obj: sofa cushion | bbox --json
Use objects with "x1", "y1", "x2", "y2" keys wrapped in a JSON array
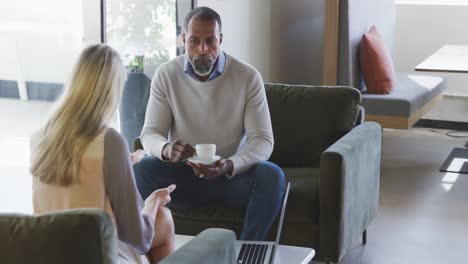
[
  {"x1": 360, "y1": 25, "x2": 396, "y2": 94},
  {"x1": 282, "y1": 167, "x2": 320, "y2": 224},
  {"x1": 361, "y1": 73, "x2": 448, "y2": 116},
  {"x1": 170, "y1": 167, "x2": 320, "y2": 245},
  {"x1": 265, "y1": 84, "x2": 360, "y2": 167}
]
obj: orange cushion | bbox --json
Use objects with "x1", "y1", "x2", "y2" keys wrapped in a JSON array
[{"x1": 360, "y1": 25, "x2": 396, "y2": 94}]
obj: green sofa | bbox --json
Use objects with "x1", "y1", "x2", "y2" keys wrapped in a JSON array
[
  {"x1": 0, "y1": 208, "x2": 236, "y2": 264},
  {"x1": 133, "y1": 84, "x2": 382, "y2": 263}
]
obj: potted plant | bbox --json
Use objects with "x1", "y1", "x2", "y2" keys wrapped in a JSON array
[{"x1": 127, "y1": 54, "x2": 145, "y2": 73}]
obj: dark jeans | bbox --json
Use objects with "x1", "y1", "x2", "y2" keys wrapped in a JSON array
[{"x1": 133, "y1": 156, "x2": 286, "y2": 240}]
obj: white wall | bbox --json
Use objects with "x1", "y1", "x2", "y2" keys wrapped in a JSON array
[
  {"x1": 395, "y1": 2, "x2": 468, "y2": 122},
  {"x1": 197, "y1": 0, "x2": 324, "y2": 84},
  {"x1": 276, "y1": 0, "x2": 324, "y2": 85}
]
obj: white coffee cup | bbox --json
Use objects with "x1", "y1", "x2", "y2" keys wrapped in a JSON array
[{"x1": 195, "y1": 144, "x2": 216, "y2": 160}]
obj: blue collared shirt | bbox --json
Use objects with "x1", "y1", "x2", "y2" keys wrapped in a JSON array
[{"x1": 184, "y1": 51, "x2": 226, "y2": 81}]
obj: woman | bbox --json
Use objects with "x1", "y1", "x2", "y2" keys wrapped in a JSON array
[{"x1": 30, "y1": 44, "x2": 175, "y2": 264}]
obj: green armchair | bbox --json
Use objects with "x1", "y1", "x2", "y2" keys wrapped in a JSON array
[
  {"x1": 0, "y1": 208, "x2": 236, "y2": 264},
  {"x1": 133, "y1": 84, "x2": 381, "y2": 263}
]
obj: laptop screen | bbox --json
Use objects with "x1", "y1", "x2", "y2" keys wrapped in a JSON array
[{"x1": 274, "y1": 182, "x2": 291, "y2": 246}]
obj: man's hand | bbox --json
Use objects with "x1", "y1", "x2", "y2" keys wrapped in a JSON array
[
  {"x1": 162, "y1": 139, "x2": 196, "y2": 163},
  {"x1": 187, "y1": 159, "x2": 233, "y2": 180}
]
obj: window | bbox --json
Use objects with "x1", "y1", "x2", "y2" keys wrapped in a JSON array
[
  {"x1": 0, "y1": 0, "x2": 99, "y2": 214},
  {"x1": 105, "y1": 0, "x2": 177, "y2": 78}
]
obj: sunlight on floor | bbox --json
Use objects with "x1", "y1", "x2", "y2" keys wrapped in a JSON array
[
  {"x1": 440, "y1": 172, "x2": 460, "y2": 192},
  {"x1": 440, "y1": 157, "x2": 467, "y2": 192},
  {"x1": 446, "y1": 158, "x2": 468, "y2": 172}
]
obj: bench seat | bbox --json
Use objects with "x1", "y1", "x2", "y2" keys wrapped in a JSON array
[
  {"x1": 332, "y1": 0, "x2": 448, "y2": 129},
  {"x1": 362, "y1": 73, "x2": 447, "y2": 129}
]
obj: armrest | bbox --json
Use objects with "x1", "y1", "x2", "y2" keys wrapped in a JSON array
[
  {"x1": 318, "y1": 122, "x2": 381, "y2": 262},
  {"x1": 161, "y1": 228, "x2": 237, "y2": 264},
  {"x1": 0, "y1": 209, "x2": 118, "y2": 264}
]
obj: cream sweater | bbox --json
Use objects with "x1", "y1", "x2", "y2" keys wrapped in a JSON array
[{"x1": 141, "y1": 54, "x2": 274, "y2": 176}]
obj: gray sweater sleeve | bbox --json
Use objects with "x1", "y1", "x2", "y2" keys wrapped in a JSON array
[{"x1": 103, "y1": 128, "x2": 154, "y2": 254}]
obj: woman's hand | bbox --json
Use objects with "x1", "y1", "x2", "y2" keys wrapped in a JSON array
[
  {"x1": 130, "y1": 149, "x2": 146, "y2": 165},
  {"x1": 142, "y1": 185, "x2": 176, "y2": 217}
]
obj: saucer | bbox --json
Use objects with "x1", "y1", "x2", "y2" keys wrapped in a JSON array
[{"x1": 187, "y1": 155, "x2": 221, "y2": 165}]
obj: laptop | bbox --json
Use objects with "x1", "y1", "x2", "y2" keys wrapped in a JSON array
[{"x1": 235, "y1": 182, "x2": 291, "y2": 264}]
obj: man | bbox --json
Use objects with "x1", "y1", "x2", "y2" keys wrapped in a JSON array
[{"x1": 134, "y1": 6, "x2": 285, "y2": 241}]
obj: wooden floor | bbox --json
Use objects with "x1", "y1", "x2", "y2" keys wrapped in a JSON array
[{"x1": 1, "y1": 98, "x2": 468, "y2": 264}]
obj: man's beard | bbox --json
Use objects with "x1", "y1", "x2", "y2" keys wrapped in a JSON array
[{"x1": 190, "y1": 55, "x2": 215, "y2": 77}]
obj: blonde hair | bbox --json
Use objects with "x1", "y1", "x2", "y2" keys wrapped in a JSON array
[{"x1": 31, "y1": 44, "x2": 127, "y2": 186}]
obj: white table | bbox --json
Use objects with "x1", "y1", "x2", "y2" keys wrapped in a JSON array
[
  {"x1": 175, "y1": 235, "x2": 315, "y2": 264},
  {"x1": 415, "y1": 45, "x2": 468, "y2": 73},
  {"x1": 415, "y1": 44, "x2": 468, "y2": 146}
]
